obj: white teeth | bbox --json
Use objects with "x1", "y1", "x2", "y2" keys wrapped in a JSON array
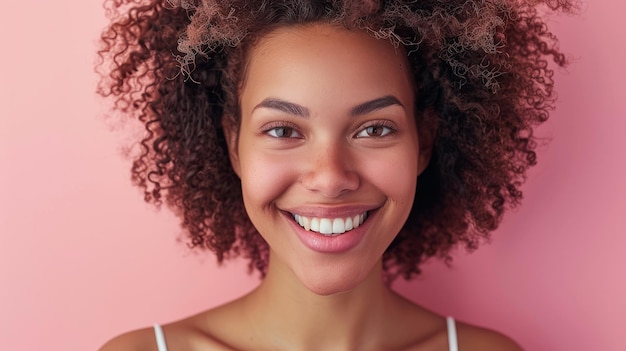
[
  {"x1": 310, "y1": 218, "x2": 320, "y2": 232},
  {"x1": 332, "y1": 218, "x2": 345, "y2": 234},
  {"x1": 320, "y1": 218, "x2": 332, "y2": 234},
  {"x1": 293, "y1": 212, "x2": 368, "y2": 236},
  {"x1": 345, "y1": 217, "x2": 353, "y2": 231},
  {"x1": 302, "y1": 216, "x2": 311, "y2": 231}
]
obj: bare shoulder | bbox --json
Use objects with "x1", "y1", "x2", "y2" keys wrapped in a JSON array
[
  {"x1": 456, "y1": 321, "x2": 523, "y2": 351},
  {"x1": 99, "y1": 327, "x2": 157, "y2": 351},
  {"x1": 99, "y1": 318, "x2": 235, "y2": 351}
]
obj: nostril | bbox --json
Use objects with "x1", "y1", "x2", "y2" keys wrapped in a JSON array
[
  {"x1": 300, "y1": 167, "x2": 359, "y2": 197},
  {"x1": 299, "y1": 145, "x2": 360, "y2": 196}
]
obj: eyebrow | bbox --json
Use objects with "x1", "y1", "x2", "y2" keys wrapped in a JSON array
[
  {"x1": 252, "y1": 95, "x2": 404, "y2": 118},
  {"x1": 350, "y1": 95, "x2": 404, "y2": 117},
  {"x1": 253, "y1": 98, "x2": 310, "y2": 117}
]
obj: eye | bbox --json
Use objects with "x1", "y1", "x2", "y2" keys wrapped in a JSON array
[
  {"x1": 265, "y1": 126, "x2": 302, "y2": 138},
  {"x1": 355, "y1": 122, "x2": 396, "y2": 138}
]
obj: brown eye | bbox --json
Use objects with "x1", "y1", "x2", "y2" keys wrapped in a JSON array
[
  {"x1": 355, "y1": 123, "x2": 394, "y2": 138},
  {"x1": 366, "y1": 126, "x2": 384, "y2": 136},
  {"x1": 266, "y1": 127, "x2": 302, "y2": 138}
]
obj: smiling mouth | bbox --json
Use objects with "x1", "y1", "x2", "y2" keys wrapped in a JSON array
[{"x1": 291, "y1": 212, "x2": 369, "y2": 236}]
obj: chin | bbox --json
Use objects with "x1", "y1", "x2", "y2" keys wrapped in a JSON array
[
  {"x1": 295, "y1": 263, "x2": 377, "y2": 296},
  {"x1": 306, "y1": 281, "x2": 358, "y2": 296}
]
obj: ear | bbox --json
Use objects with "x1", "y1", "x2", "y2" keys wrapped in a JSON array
[
  {"x1": 222, "y1": 117, "x2": 241, "y2": 178},
  {"x1": 417, "y1": 108, "x2": 438, "y2": 176}
]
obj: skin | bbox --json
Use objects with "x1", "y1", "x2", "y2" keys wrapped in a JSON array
[{"x1": 100, "y1": 23, "x2": 522, "y2": 351}]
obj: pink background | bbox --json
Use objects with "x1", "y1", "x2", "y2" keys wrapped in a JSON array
[{"x1": 1, "y1": 1, "x2": 624, "y2": 350}]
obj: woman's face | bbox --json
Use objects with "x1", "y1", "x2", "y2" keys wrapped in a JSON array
[{"x1": 227, "y1": 23, "x2": 429, "y2": 295}]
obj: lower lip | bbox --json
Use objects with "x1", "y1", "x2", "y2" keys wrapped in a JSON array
[{"x1": 285, "y1": 212, "x2": 374, "y2": 254}]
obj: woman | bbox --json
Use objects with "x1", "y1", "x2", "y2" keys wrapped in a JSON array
[{"x1": 98, "y1": 0, "x2": 574, "y2": 349}]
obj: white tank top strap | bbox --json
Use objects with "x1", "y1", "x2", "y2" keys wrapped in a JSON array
[
  {"x1": 446, "y1": 317, "x2": 459, "y2": 351},
  {"x1": 154, "y1": 319, "x2": 457, "y2": 351},
  {"x1": 153, "y1": 324, "x2": 168, "y2": 351}
]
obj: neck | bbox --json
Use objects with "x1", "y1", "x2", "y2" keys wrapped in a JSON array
[{"x1": 242, "y1": 257, "x2": 405, "y2": 351}]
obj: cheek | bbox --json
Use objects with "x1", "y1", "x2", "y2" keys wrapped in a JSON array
[
  {"x1": 239, "y1": 148, "x2": 298, "y2": 208},
  {"x1": 358, "y1": 147, "x2": 419, "y2": 205}
]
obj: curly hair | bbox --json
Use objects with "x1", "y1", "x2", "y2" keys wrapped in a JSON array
[{"x1": 97, "y1": 0, "x2": 575, "y2": 279}]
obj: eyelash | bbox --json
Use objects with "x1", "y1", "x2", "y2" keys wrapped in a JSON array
[
  {"x1": 262, "y1": 121, "x2": 303, "y2": 139},
  {"x1": 354, "y1": 120, "x2": 397, "y2": 138},
  {"x1": 262, "y1": 120, "x2": 397, "y2": 139}
]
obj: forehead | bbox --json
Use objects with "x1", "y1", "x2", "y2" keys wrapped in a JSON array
[{"x1": 240, "y1": 23, "x2": 414, "y2": 109}]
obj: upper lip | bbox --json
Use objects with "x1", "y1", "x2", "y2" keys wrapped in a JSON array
[{"x1": 281, "y1": 204, "x2": 380, "y2": 218}]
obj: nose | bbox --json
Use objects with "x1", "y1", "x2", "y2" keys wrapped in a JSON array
[{"x1": 300, "y1": 142, "x2": 360, "y2": 198}]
